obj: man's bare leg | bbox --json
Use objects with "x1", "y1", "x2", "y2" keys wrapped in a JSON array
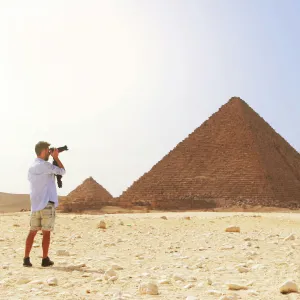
[
  {"x1": 42, "y1": 230, "x2": 51, "y2": 258},
  {"x1": 41, "y1": 230, "x2": 54, "y2": 267},
  {"x1": 24, "y1": 230, "x2": 37, "y2": 258},
  {"x1": 23, "y1": 230, "x2": 37, "y2": 267}
]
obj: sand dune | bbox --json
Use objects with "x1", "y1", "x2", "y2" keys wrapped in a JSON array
[
  {"x1": 0, "y1": 193, "x2": 66, "y2": 213},
  {"x1": 0, "y1": 192, "x2": 30, "y2": 213}
]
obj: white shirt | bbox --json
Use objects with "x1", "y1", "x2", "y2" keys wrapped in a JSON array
[{"x1": 28, "y1": 158, "x2": 66, "y2": 212}]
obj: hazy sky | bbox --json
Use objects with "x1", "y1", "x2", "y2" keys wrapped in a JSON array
[{"x1": 1, "y1": 1, "x2": 300, "y2": 197}]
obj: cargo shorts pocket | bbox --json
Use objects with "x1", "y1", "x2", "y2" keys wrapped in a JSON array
[
  {"x1": 40, "y1": 203, "x2": 55, "y2": 231},
  {"x1": 30, "y1": 211, "x2": 42, "y2": 231}
]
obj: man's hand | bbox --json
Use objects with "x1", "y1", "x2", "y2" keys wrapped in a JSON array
[
  {"x1": 50, "y1": 148, "x2": 59, "y2": 160},
  {"x1": 50, "y1": 148, "x2": 65, "y2": 170}
]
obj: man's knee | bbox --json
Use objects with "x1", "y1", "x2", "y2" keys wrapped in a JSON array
[{"x1": 29, "y1": 230, "x2": 38, "y2": 236}]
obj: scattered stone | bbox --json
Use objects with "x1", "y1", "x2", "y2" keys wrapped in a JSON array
[
  {"x1": 184, "y1": 283, "x2": 195, "y2": 289},
  {"x1": 221, "y1": 245, "x2": 234, "y2": 250},
  {"x1": 161, "y1": 216, "x2": 168, "y2": 220},
  {"x1": 111, "y1": 264, "x2": 123, "y2": 270},
  {"x1": 207, "y1": 278, "x2": 213, "y2": 285},
  {"x1": 17, "y1": 278, "x2": 31, "y2": 285},
  {"x1": 29, "y1": 280, "x2": 44, "y2": 285},
  {"x1": 208, "y1": 290, "x2": 223, "y2": 296},
  {"x1": 226, "y1": 282, "x2": 248, "y2": 290},
  {"x1": 158, "y1": 279, "x2": 171, "y2": 284},
  {"x1": 285, "y1": 234, "x2": 296, "y2": 241},
  {"x1": 47, "y1": 277, "x2": 58, "y2": 286},
  {"x1": 104, "y1": 268, "x2": 118, "y2": 281},
  {"x1": 237, "y1": 266, "x2": 250, "y2": 273},
  {"x1": 139, "y1": 282, "x2": 159, "y2": 295},
  {"x1": 184, "y1": 216, "x2": 191, "y2": 220},
  {"x1": 173, "y1": 274, "x2": 185, "y2": 282},
  {"x1": 98, "y1": 220, "x2": 106, "y2": 229},
  {"x1": 280, "y1": 280, "x2": 298, "y2": 294},
  {"x1": 225, "y1": 226, "x2": 240, "y2": 233},
  {"x1": 56, "y1": 250, "x2": 70, "y2": 256},
  {"x1": 94, "y1": 277, "x2": 103, "y2": 282}
]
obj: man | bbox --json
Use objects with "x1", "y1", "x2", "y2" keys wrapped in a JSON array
[{"x1": 23, "y1": 141, "x2": 66, "y2": 267}]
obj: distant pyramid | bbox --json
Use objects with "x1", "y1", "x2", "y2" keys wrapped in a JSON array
[
  {"x1": 59, "y1": 177, "x2": 113, "y2": 212},
  {"x1": 116, "y1": 97, "x2": 300, "y2": 209}
]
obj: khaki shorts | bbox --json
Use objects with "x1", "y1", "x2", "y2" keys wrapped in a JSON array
[{"x1": 30, "y1": 202, "x2": 56, "y2": 231}]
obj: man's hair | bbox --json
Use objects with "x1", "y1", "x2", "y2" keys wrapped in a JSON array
[{"x1": 35, "y1": 141, "x2": 51, "y2": 156}]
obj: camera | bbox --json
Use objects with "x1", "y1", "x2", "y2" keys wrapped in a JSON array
[
  {"x1": 50, "y1": 145, "x2": 68, "y2": 188},
  {"x1": 49, "y1": 145, "x2": 69, "y2": 153}
]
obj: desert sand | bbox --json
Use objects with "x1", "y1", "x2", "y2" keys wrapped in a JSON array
[
  {"x1": 0, "y1": 193, "x2": 30, "y2": 213},
  {"x1": 1, "y1": 210, "x2": 300, "y2": 299}
]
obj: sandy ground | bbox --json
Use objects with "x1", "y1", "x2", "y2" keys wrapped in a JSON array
[{"x1": 1, "y1": 211, "x2": 300, "y2": 300}]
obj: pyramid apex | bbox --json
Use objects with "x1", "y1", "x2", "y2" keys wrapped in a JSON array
[{"x1": 227, "y1": 96, "x2": 248, "y2": 105}]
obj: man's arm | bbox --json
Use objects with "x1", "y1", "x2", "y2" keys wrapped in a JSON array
[
  {"x1": 50, "y1": 148, "x2": 66, "y2": 175},
  {"x1": 41, "y1": 161, "x2": 66, "y2": 176},
  {"x1": 53, "y1": 157, "x2": 65, "y2": 170}
]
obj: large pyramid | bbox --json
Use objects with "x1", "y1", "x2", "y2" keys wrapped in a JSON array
[
  {"x1": 59, "y1": 177, "x2": 113, "y2": 212},
  {"x1": 115, "y1": 97, "x2": 300, "y2": 209}
]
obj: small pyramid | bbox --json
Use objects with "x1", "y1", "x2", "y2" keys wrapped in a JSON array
[
  {"x1": 59, "y1": 177, "x2": 113, "y2": 212},
  {"x1": 115, "y1": 97, "x2": 300, "y2": 209}
]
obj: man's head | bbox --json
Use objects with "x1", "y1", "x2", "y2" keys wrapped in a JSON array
[{"x1": 35, "y1": 141, "x2": 51, "y2": 161}]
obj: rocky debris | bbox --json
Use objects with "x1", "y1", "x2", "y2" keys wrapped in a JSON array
[
  {"x1": 161, "y1": 216, "x2": 168, "y2": 220},
  {"x1": 285, "y1": 234, "x2": 296, "y2": 241},
  {"x1": 173, "y1": 274, "x2": 185, "y2": 282},
  {"x1": 56, "y1": 250, "x2": 70, "y2": 256},
  {"x1": 17, "y1": 278, "x2": 31, "y2": 285},
  {"x1": 158, "y1": 279, "x2": 171, "y2": 284},
  {"x1": 104, "y1": 268, "x2": 118, "y2": 282},
  {"x1": 139, "y1": 282, "x2": 159, "y2": 295},
  {"x1": 29, "y1": 280, "x2": 44, "y2": 285},
  {"x1": 280, "y1": 280, "x2": 299, "y2": 294},
  {"x1": 221, "y1": 245, "x2": 234, "y2": 250},
  {"x1": 226, "y1": 282, "x2": 248, "y2": 290},
  {"x1": 183, "y1": 283, "x2": 195, "y2": 289},
  {"x1": 208, "y1": 290, "x2": 223, "y2": 296},
  {"x1": 237, "y1": 266, "x2": 250, "y2": 273},
  {"x1": 47, "y1": 277, "x2": 58, "y2": 286},
  {"x1": 98, "y1": 220, "x2": 106, "y2": 229},
  {"x1": 225, "y1": 226, "x2": 240, "y2": 233},
  {"x1": 111, "y1": 264, "x2": 123, "y2": 271}
]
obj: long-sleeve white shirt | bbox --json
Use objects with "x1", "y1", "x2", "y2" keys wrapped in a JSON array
[{"x1": 28, "y1": 158, "x2": 66, "y2": 212}]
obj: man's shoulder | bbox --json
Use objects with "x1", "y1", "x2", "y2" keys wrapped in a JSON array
[{"x1": 29, "y1": 159, "x2": 51, "y2": 171}]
